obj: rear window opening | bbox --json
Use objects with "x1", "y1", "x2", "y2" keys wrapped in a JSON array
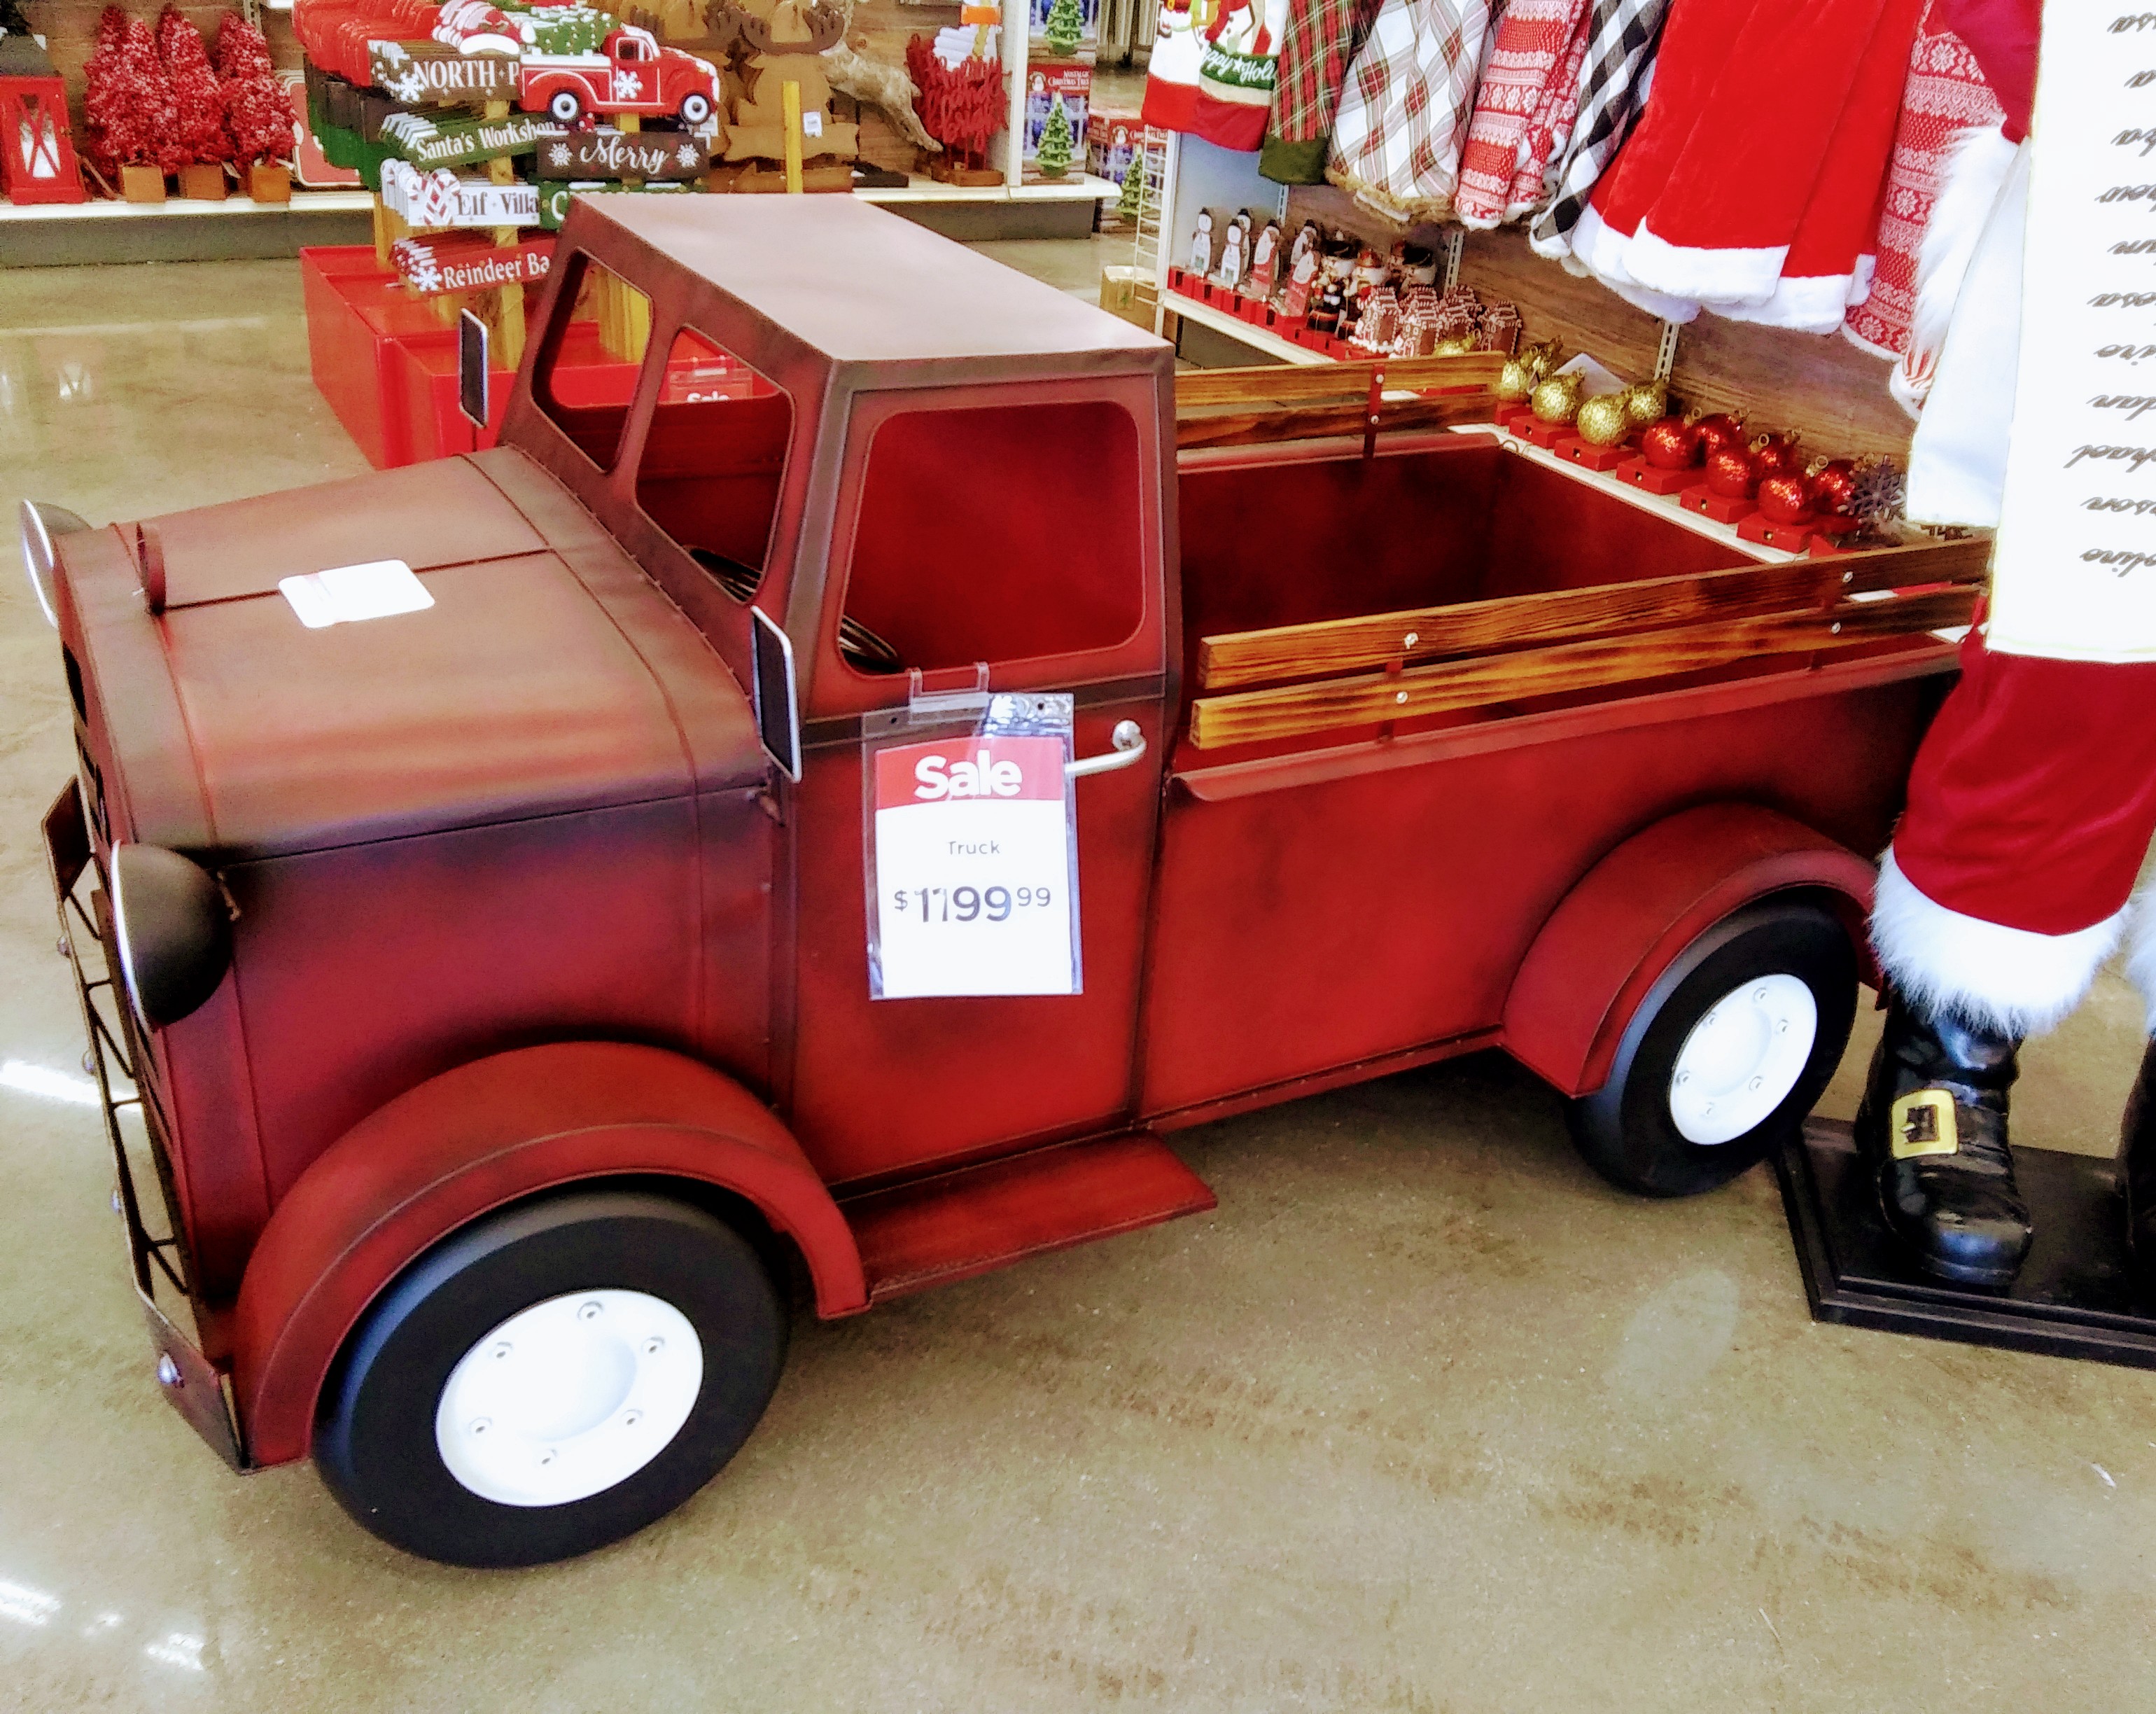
[{"x1": 841, "y1": 400, "x2": 1146, "y2": 676}]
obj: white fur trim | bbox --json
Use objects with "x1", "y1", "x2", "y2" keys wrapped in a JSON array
[
  {"x1": 1896, "y1": 124, "x2": 2020, "y2": 416},
  {"x1": 1714, "y1": 269, "x2": 1867, "y2": 335},
  {"x1": 1625, "y1": 221, "x2": 1787, "y2": 307},
  {"x1": 1871, "y1": 848, "x2": 2124, "y2": 1039},
  {"x1": 1571, "y1": 202, "x2": 1702, "y2": 320},
  {"x1": 2127, "y1": 893, "x2": 2156, "y2": 1034}
]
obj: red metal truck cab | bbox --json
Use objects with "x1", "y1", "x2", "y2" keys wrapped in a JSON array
[
  {"x1": 517, "y1": 26, "x2": 719, "y2": 125},
  {"x1": 29, "y1": 197, "x2": 1962, "y2": 1567}
]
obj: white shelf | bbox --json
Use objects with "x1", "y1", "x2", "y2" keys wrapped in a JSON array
[
  {"x1": 861, "y1": 172, "x2": 1119, "y2": 206},
  {"x1": 0, "y1": 189, "x2": 375, "y2": 223},
  {"x1": 1163, "y1": 289, "x2": 1330, "y2": 365}
]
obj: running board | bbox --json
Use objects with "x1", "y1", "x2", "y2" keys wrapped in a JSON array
[{"x1": 841, "y1": 1133, "x2": 1217, "y2": 1304}]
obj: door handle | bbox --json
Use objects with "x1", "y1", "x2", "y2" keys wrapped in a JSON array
[{"x1": 1065, "y1": 720, "x2": 1147, "y2": 779}]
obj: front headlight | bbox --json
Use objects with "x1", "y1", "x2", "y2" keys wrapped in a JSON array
[
  {"x1": 18, "y1": 499, "x2": 90, "y2": 632},
  {"x1": 111, "y1": 844, "x2": 233, "y2": 1030}
]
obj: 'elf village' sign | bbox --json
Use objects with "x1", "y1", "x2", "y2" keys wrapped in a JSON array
[
  {"x1": 392, "y1": 232, "x2": 555, "y2": 295},
  {"x1": 381, "y1": 160, "x2": 541, "y2": 228},
  {"x1": 536, "y1": 127, "x2": 709, "y2": 181},
  {"x1": 368, "y1": 40, "x2": 519, "y2": 104},
  {"x1": 381, "y1": 108, "x2": 556, "y2": 169}
]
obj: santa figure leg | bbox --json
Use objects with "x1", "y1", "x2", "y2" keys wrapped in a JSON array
[{"x1": 1863, "y1": 636, "x2": 2156, "y2": 1284}]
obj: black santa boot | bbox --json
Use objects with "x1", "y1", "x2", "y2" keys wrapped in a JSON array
[{"x1": 1854, "y1": 990, "x2": 2033, "y2": 1288}]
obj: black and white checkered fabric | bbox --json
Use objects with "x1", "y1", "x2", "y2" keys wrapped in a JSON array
[{"x1": 1527, "y1": 0, "x2": 1671, "y2": 259}]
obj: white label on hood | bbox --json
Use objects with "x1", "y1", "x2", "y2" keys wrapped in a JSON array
[{"x1": 279, "y1": 559, "x2": 434, "y2": 629}]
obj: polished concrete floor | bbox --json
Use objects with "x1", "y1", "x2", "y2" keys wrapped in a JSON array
[{"x1": 4, "y1": 252, "x2": 2155, "y2": 1711}]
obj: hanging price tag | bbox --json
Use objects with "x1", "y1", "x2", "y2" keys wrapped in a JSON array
[{"x1": 866, "y1": 695, "x2": 1081, "y2": 998}]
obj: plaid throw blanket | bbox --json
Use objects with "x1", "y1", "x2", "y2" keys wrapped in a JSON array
[
  {"x1": 1326, "y1": 0, "x2": 1492, "y2": 224},
  {"x1": 1527, "y1": 0, "x2": 1671, "y2": 261},
  {"x1": 1454, "y1": 0, "x2": 1594, "y2": 228},
  {"x1": 1263, "y1": 0, "x2": 1387, "y2": 182}
]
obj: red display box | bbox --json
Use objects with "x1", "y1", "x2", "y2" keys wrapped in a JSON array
[
  {"x1": 1519, "y1": 417, "x2": 1574, "y2": 450},
  {"x1": 1493, "y1": 401, "x2": 1535, "y2": 432},
  {"x1": 1678, "y1": 485, "x2": 1758, "y2": 524},
  {"x1": 1558, "y1": 436, "x2": 1633, "y2": 471},
  {"x1": 1614, "y1": 457, "x2": 1700, "y2": 494}
]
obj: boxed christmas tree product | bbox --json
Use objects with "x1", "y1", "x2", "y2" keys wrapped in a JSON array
[
  {"x1": 1029, "y1": 0, "x2": 1096, "y2": 60},
  {"x1": 1021, "y1": 62, "x2": 1088, "y2": 183}
]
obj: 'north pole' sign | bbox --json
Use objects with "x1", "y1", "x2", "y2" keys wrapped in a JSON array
[
  {"x1": 368, "y1": 40, "x2": 519, "y2": 104},
  {"x1": 536, "y1": 126, "x2": 710, "y2": 181},
  {"x1": 393, "y1": 232, "x2": 555, "y2": 295}
]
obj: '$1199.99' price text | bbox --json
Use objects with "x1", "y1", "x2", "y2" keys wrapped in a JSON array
[{"x1": 889, "y1": 884, "x2": 1054, "y2": 924}]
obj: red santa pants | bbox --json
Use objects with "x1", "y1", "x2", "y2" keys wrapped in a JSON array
[{"x1": 1873, "y1": 626, "x2": 2156, "y2": 1038}]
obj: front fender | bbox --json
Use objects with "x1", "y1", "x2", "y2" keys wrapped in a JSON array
[
  {"x1": 230, "y1": 1042, "x2": 864, "y2": 1469},
  {"x1": 1502, "y1": 804, "x2": 1876, "y2": 1099}
]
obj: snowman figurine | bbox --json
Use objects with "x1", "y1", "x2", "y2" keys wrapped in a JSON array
[{"x1": 1189, "y1": 210, "x2": 1215, "y2": 276}]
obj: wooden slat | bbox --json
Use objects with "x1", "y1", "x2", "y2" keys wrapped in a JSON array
[
  {"x1": 1187, "y1": 585, "x2": 1978, "y2": 750},
  {"x1": 1175, "y1": 393, "x2": 1498, "y2": 452},
  {"x1": 1196, "y1": 536, "x2": 1991, "y2": 690},
  {"x1": 1173, "y1": 353, "x2": 1503, "y2": 410}
]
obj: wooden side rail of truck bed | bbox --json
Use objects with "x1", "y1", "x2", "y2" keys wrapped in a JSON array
[
  {"x1": 1186, "y1": 537, "x2": 1989, "y2": 751},
  {"x1": 1173, "y1": 355, "x2": 1504, "y2": 453}
]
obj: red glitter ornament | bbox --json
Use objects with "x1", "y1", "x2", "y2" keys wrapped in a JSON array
[
  {"x1": 1641, "y1": 417, "x2": 1702, "y2": 470},
  {"x1": 1704, "y1": 444, "x2": 1760, "y2": 500},
  {"x1": 1756, "y1": 473, "x2": 1814, "y2": 524}
]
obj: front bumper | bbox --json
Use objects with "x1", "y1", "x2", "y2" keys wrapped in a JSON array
[{"x1": 41, "y1": 783, "x2": 249, "y2": 1472}]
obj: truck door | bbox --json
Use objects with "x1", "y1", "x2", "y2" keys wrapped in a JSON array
[{"x1": 784, "y1": 383, "x2": 1171, "y2": 1187}]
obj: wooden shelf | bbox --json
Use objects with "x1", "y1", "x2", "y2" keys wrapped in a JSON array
[{"x1": 0, "y1": 189, "x2": 375, "y2": 223}]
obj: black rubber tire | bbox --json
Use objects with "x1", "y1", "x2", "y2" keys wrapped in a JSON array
[
  {"x1": 678, "y1": 91, "x2": 713, "y2": 125},
  {"x1": 314, "y1": 1188, "x2": 787, "y2": 1568},
  {"x1": 1566, "y1": 898, "x2": 1857, "y2": 1198},
  {"x1": 548, "y1": 89, "x2": 582, "y2": 123}
]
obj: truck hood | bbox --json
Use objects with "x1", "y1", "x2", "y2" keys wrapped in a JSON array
[{"x1": 62, "y1": 449, "x2": 766, "y2": 860}]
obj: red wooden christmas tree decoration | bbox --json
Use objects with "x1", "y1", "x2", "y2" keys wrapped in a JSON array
[
  {"x1": 158, "y1": 6, "x2": 232, "y2": 171},
  {"x1": 83, "y1": 11, "x2": 181, "y2": 183},
  {"x1": 216, "y1": 15, "x2": 294, "y2": 169},
  {"x1": 0, "y1": 33, "x2": 86, "y2": 204}
]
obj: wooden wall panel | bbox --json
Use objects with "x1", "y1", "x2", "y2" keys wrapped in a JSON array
[{"x1": 1284, "y1": 182, "x2": 1916, "y2": 464}]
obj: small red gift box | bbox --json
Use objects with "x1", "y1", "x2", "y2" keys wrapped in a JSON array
[
  {"x1": 1558, "y1": 436, "x2": 1633, "y2": 472},
  {"x1": 1737, "y1": 513, "x2": 1819, "y2": 550},
  {"x1": 1678, "y1": 485, "x2": 1757, "y2": 524},
  {"x1": 1519, "y1": 417, "x2": 1574, "y2": 450},
  {"x1": 1614, "y1": 459, "x2": 1700, "y2": 494}
]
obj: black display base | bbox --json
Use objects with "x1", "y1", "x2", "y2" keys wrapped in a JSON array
[{"x1": 1776, "y1": 1117, "x2": 2156, "y2": 1370}]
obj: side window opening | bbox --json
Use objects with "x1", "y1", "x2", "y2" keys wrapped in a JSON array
[
  {"x1": 534, "y1": 251, "x2": 652, "y2": 470},
  {"x1": 634, "y1": 325, "x2": 793, "y2": 606},
  {"x1": 841, "y1": 400, "x2": 1145, "y2": 676}
]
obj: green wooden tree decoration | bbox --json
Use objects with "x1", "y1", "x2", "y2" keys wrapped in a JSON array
[
  {"x1": 1036, "y1": 92, "x2": 1072, "y2": 179},
  {"x1": 1043, "y1": 0, "x2": 1084, "y2": 57},
  {"x1": 1114, "y1": 151, "x2": 1143, "y2": 221}
]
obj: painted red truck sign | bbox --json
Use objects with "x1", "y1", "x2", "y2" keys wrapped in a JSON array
[
  {"x1": 515, "y1": 25, "x2": 718, "y2": 126},
  {"x1": 25, "y1": 197, "x2": 1973, "y2": 1567}
]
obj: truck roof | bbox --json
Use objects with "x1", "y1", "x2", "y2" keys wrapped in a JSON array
[{"x1": 584, "y1": 195, "x2": 1168, "y2": 372}]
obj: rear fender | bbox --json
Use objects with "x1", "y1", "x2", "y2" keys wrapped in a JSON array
[
  {"x1": 230, "y1": 1042, "x2": 864, "y2": 1469},
  {"x1": 1502, "y1": 804, "x2": 1876, "y2": 1099}
]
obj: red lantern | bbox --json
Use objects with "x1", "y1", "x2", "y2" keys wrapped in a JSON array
[{"x1": 0, "y1": 36, "x2": 87, "y2": 204}]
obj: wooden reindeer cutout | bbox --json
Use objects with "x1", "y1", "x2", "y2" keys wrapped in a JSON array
[{"x1": 711, "y1": 0, "x2": 858, "y2": 163}]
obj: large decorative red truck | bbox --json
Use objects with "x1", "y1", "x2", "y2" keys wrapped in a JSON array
[{"x1": 24, "y1": 198, "x2": 1978, "y2": 1567}]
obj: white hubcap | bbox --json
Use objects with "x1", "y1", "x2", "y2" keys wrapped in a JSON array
[
  {"x1": 435, "y1": 1290, "x2": 704, "y2": 1507},
  {"x1": 1667, "y1": 974, "x2": 1818, "y2": 1146}
]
